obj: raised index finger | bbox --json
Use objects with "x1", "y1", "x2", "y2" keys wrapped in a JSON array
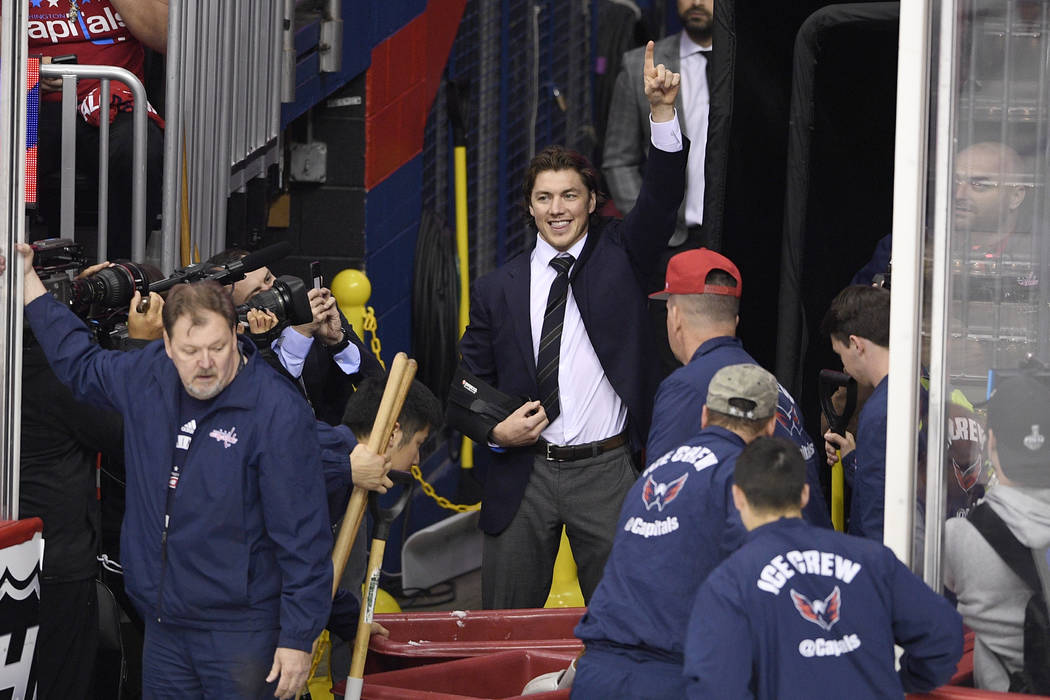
[{"x1": 643, "y1": 40, "x2": 655, "y2": 76}]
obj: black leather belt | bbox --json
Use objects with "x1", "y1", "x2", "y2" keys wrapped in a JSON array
[{"x1": 535, "y1": 432, "x2": 628, "y2": 462}]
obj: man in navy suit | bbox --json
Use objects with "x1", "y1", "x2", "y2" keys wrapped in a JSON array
[{"x1": 448, "y1": 42, "x2": 688, "y2": 608}]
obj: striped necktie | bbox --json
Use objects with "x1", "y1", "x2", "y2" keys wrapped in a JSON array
[{"x1": 536, "y1": 253, "x2": 575, "y2": 423}]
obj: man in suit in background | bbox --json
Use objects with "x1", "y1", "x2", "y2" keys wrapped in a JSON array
[
  {"x1": 604, "y1": 0, "x2": 714, "y2": 376},
  {"x1": 449, "y1": 42, "x2": 687, "y2": 609},
  {"x1": 604, "y1": 0, "x2": 713, "y2": 248}
]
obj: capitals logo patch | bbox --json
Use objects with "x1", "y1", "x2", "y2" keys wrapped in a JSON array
[
  {"x1": 642, "y1": 473, "x2": 688, "y2": 512},
  {"x1": 790, "y1": 586, "x2": 841, "y2": 632},
  {"x1": 209, "y1": 426, "x2": 238, "y2": 449}
]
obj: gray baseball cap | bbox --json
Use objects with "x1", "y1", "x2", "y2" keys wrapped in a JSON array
[{"x1": 707, "y1": 364, "x2": 778, "y2": 420}]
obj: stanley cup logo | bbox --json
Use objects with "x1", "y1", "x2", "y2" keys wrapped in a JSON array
[{"x1": 1023, "y1": 425, "x2": 1044, "y2": 452}]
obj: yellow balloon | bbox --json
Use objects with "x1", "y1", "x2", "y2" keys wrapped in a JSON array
[
  {"x1": 331, "y1": 269, "x2": 372, "y2": 340},
  {"x1": 330, "y1": 269, "x2": 371, "y2": 308}
]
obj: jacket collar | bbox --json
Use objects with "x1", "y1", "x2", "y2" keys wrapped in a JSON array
[{"x1": 690, "y1": 335, "x2": 742, "y2": 363}]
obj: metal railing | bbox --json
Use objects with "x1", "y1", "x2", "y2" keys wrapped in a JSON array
[
  {"x1": 0, "y1": 0, "x2": 29, "y2": 521},
  {"x1": 38, "y1": 64, "x2": 149, "y2": 263},
  {"x1": 162, "y1": 0, "x2": 294, "y2": 267}
]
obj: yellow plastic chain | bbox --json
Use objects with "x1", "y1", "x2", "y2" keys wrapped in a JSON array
[
  {"x1": 361, "y1": 307, "x2": 476, "y2": 512},
  {"x1": 362, "y1": 306, "x2": 385, "y2": 370},
  {"x1": 410, "y1": 463, "x2": 480, "y2": 512}
]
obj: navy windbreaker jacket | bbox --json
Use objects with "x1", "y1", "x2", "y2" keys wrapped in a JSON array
[
  {"x1": 575, "y1": 426, "x2": 749, "y2": 660},
  {"x1": 25, "y1": 293, "x2": 333, "y2": 652},
  {"x1": 684, "y1": 518, "x2": 962, "y2": 699},
  {"x1": 646, "y1": 336, "x2": 832, "y2": 529},
  {"x1": 841, "y1": 375, "x2": 888, "y2": 540}
]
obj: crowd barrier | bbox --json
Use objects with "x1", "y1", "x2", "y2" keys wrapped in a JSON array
[{"x1": 37, "y1": 63, "x2": 150, "y2": 263}]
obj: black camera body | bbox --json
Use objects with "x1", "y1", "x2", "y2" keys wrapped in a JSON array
[
  {"x1": 236, "y1": 275, "x2": 313, "y2": 328},
  {"x1": 31, "y1": 238, "x2": 154, "y2": 348}
]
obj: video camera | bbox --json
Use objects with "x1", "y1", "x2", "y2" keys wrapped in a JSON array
[
  {"x1": 32, "y1": 238, "x2": 312, "y2": 344},
  {"x1": 150, "y1": 241, "x2": 312, "y2": 328},
  {"x1": 235, "y1": 275, "x2": 313, "y2": 328},
  {"x1": 32, "y1": 238, "x2": 152, "y2": 316}
]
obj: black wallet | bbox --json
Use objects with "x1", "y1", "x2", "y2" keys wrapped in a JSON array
[{"x1": 447, "y1": 366, "x2": 522, "y2": 425}]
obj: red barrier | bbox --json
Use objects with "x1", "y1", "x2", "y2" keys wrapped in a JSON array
[
  {"x1": 365, "y1": 608, "x2": 585, "y2": 672},
  {"x1": 949, "y1": 629, "x2": 976, "y2": 687},
  {"x1": 333, "y1": 649, "x2": 576, "y2": 700},
  {"x1": 0, "y1": 518, "x2": 44, "y2": 699}
]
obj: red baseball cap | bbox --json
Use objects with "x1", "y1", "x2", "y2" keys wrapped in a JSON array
[{"x1": 649, "y1": 247, "x2": 742, "y2": 300}]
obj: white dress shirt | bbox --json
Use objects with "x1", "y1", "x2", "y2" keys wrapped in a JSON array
[
  {"x1": 679, "y1": 32, "x2": 711, "y2": 228},
  {"x1": 272, "y1": 326, "x2": 361, "y2": 379},
  {"x1": 528, "y1": 113, "x2": 683, "y2": 446}
]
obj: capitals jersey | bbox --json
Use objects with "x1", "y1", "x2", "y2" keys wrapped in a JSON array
[
  {"x1": 684, "y1": 518, "x2": 963, "y2": 699},
  {"x1": 575, "y1": 425, "x2": 748, "y2": 659},
  {"x1": 29, "y1": 0, "x2": 144, "y2": 104}
]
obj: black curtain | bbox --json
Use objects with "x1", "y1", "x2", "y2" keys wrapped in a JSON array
[{"x1": 774, "y1": 3, "x2": 899, "y2": 433}]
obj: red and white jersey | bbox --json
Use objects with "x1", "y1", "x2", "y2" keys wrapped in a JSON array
[{"x1": 29, "y1": 0, "x2": 144, "y2": 104}]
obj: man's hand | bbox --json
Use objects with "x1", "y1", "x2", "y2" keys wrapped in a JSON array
[
  {"x1": 127, "y1": 291, "x2": 164, "y2": 340},
  {"x1": 75, "y1": 261, "x2": 114, "y2": 280},
  {"x1": 240, "y1": 308, "x2": 279, "y2": 335},
  {"x1": 642, "y1": 40, "x2": 680, "y2": 123},
  {"x1": 824, "y1": 430, "x2": 856, "y2": 466},
  {"x1": 371, "y1": 622, "x2": 390, "y2": 638},
  {"x1": 0, "y1": 253, "x2": 6, "y2": 276},
  {"x1": 490, "y1": 400, "x2": 548, "y2": 447},
  {"x1": 315, "y1": 290, "x2": 345, "y2": 346},
  {"x1": 350, "y1": 443, "x2": 393, "y2": 493},
  {"x1": 266, "y1": 647, "x2": 311, "y2": 700},
  {"x1": 291, "y1": 288, "x2": 335, "y2": 338},
  {"x1": 15, "y1": 243, "x2": 48, "y2": 304},
  {"x1": 39, "y1": 56, "x2": 64, "y2": 93}
]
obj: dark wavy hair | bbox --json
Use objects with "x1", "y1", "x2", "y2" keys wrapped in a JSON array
[{"x1": 521, "y1": 145, "x2": 607, "y2": 224}]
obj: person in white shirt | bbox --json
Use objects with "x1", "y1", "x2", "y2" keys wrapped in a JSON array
[{"x1": 448, "y1": 43, "x2": 689, "y2": 609}]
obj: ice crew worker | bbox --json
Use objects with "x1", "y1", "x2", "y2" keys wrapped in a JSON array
[
  {"x1": 572, "y1": 364, "x2": 780, "y2": 699},
  {"x1": 646, "y1": 247, "x2": 832, "y2": 528},
  {"x1": 822, "y1": 284, "x2": 891, "y2": 540},
  {"x1": 13, "y1": 244, "x2": 332, "y2": 700},
  {"x1": 684, "y1": 436, "x2": 963, "y2": 699}
]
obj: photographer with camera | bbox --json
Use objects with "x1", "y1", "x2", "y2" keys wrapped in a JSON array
[
  {"x1": 19, "y1": 259, "x2": 163, "y2": 699},
  {"x1": 207, "y1": 248, "x2": 384, "y2": 426},
  {"x1": 11, "y1": 243, "x2": 333, "y2": 699}
]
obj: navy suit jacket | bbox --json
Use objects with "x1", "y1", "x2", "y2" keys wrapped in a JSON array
[{"x1": 451, "y1": 142, "x2": 688, "y2": 535}]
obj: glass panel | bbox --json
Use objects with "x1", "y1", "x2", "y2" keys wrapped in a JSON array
[{"x1": 926, "y1": 0, "x2": 1050, "y2": 691}]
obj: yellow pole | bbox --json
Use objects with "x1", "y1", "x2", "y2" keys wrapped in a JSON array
[
  {"x1": 831, "y1": 457, "x2": 844, "y2": 532},
  {"x1": 454, "y1": 144, "x2": 474, "y2": 468}
]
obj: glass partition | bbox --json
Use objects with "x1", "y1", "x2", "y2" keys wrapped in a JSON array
[{"x1": 912, "y1": 0, "x2": 1050, "y2": 690}]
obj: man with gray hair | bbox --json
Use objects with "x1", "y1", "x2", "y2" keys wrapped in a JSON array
[
  {"x1": 572, "y1": 363, "x2": 779, "y2": 698},
  {"x1": 12, "y1": 243, "x2": 332, "y2": 699}
]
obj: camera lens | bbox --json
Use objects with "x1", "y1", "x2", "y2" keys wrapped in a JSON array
[
  {"x1": 69, "y1": 262, "x2": 152, "y2": 312},
  {"x1": 235, "y1": 275, "x2": 313, "y2": 327}
]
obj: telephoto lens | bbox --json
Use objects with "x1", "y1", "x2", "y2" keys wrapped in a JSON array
[{"x1": 68, "y1": 262, "x2": 153, "y2": 314}]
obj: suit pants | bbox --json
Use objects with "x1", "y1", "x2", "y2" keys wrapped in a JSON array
[{"x1": 481, "y1": 445, "x2": 636, "y2": 609}]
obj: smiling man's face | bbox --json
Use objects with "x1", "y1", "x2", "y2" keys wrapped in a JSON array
[{"x1": 529, "y1": 169, "x2": 597, "y2": 252}]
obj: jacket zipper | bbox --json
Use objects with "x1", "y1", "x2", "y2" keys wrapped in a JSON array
[{"x1": 154, "y1": 414, "x2": 208, "y2": 622}]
